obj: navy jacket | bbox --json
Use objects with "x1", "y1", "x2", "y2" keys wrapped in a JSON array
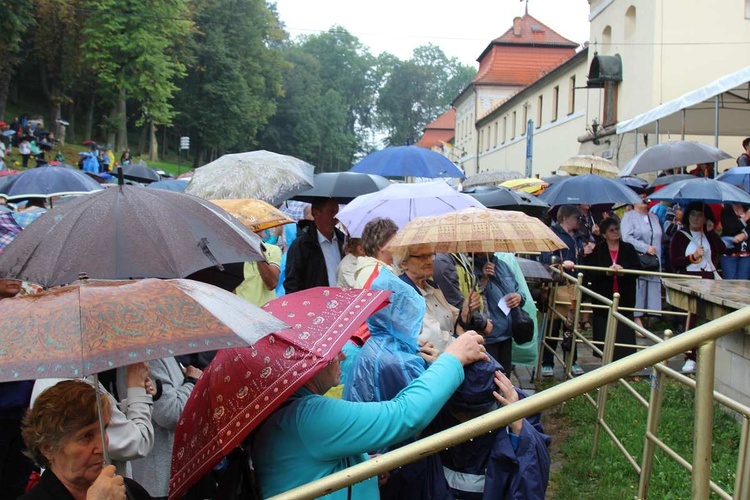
[{"x1": 283, "y1": 220, "x2": 345, "y2": 293}]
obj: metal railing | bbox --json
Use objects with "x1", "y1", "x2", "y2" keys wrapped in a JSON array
[{"x1": 270, "y1": 265, "x2": 750, "y2": 500}]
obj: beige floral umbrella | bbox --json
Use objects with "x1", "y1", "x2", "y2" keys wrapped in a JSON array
[
  {"x1": 558, "y1": 154, "x2": 619, "y2": 178},
  {"x1": 210, "y1": 199, "x2": 293, "y2": 233},
  {"x1": 386, "y1": 206, "x2": 567, "y2": 254}
]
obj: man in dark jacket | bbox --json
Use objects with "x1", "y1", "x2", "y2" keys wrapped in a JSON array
[{"x1": 283, "y1": 198, "x2": 345, "y2": 293}]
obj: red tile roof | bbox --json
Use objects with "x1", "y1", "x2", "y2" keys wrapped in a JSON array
[
  {"x1": 417, "y1": 109, "x2": 455, "y2": 149},
  {"x1": 493, "y1": 14, "x2": 578, "y2": 48}
]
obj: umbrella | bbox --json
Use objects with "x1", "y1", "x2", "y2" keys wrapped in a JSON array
[
  {"x1": 146, "y1": 179, "x2": 189, "y2": 192},
  {"x1": 559, "y1": 154, "x2": 619, "y2": 177},
  {"x1": 462, "y1": 185, "x2": 549, "y2": 215},
  {"x1": 618, "y1": 141, "x2": 732, "y2": 177},
  {"x1": 81, "y1": 140, "x2": 97, "y2": 147},
  {"x1": 185, "y1": 150, "x2": 315, "y2": 206},
  {"x1": 0, "y1": 169, "x2": 21, "y2": 178},
  {"x1": 279, "y1": 199, "x2": 310, "y2": 221},
  {"x1": 499, "y1": 178, "x2": 549, "y2": 195},
  {"x1": 462, "y1": 170, "x2": 524, "y2": 188},
  {"x1": 0, "y1": 185, "x2": 266, "y2": 289},
  {"x1": 336, "y1": 180, "x2": 485, "y2": 237},
  {"x1": 0, "y1": 213, "x2": 22, "y2": 251},
  {"x1": 0, "y1": 166, "x2": 102, "y2": 200},
  {"x1": 538, "y1": 174, "x2": 642, "y2": 207},
  {"x1": 716, "y1": 166, "x2": 750, "y2": 192},
  {"x1": 292, "y1": 171, "x2": 391, "y2": 203},
  {"x1": 645, "y1": 173, "x2": 696, "y2": 192},
  {"x1": 615, "y1": 175, "x2": 649, "y2": 194},
  {"x1": 386, "y1": 206, "x2": 567, "y2": 254},
  {"x1": 168, "y1": 287, "x2": 391, "y2": 498},
  {"x1": 119, "y1": 163, "x2": 161, "y2": 184},
  {"x1": 36, "y1": 140, "x2": 54, "y2": 151},
  {"x1": 517, "y1": 257, "x2": 553, "y2": 281},
  {"x1": 648, "y1": 177, "x2": 750, "y2": 204},
  {"x1": 541, "y1": 174, "x2": 571, "y2": 185},
  {"x1": 2, "y1": 130, "x2": 15, "y2": 137},
  {"x1": 350, "y1": 145, "x2": 465, "y2": 179},
  {"x1": 0, "y1": 278, "x2": 288, "y2": 381},
  {"x1": 209, "y1": 199, "x2": 294, "y2": 233},
  {"x1": 176, "y1": 171, "x2": 194, "y2": 179}
]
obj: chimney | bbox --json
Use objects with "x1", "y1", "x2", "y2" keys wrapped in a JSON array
[{"x1": 512, "y1": 17, "x2": 522, "y2": 36}]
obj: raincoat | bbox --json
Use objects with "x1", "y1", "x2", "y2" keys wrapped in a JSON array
[{"x1": 343, "y1": 267, "x2": 453, "y2": 499}]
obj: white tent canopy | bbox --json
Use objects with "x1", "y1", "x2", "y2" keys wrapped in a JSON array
[{"x1": 616, "y1": 66, "x2": 750, "y2": 136}]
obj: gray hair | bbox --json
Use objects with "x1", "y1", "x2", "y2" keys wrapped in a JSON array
[{"x1": 361, "y1": 217, "x2": 399, "y2": 257}]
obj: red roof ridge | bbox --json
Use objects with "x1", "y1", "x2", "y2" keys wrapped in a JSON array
[
  {"x1": 424, "y1": 109, "x2": 456, "y2": 130},
  {"x1": 493, "y1": 13, "x2": 578, "y2": 48}
]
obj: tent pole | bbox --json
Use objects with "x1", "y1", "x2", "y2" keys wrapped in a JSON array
[
  {"x1": 655, "y1": 120, "x2": 660, "y2": 145},
  {"x1": 634, "y1": 129, "x2": 638, "y2": 155},
  {"x1": 681, "y1": 109, "x2": 686, "y2": 141},
  {"x1": 714, "y1": 95, "x2": 720, "y2": 178}
]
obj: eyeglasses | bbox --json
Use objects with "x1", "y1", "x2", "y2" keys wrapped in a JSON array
[
  {"x1": 606, "y1": 227, "x2": 620, "y2": 233},
  {"x1": 409, "y1": 253, "x2": 436, "y2": 261}
]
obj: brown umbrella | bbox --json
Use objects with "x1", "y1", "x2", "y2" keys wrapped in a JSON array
[
  {"x1": 386, "y1": 206, "x2": 567, "y2": 254},
  {"x1": 558, "y1": 154, "x2": 619, "y2": 178},
  {"x1": 210, "y1": 198, "x2": 293, "y2": 233}
]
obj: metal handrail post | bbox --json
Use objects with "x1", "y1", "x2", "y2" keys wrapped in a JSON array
[
  {"x1": 536, "y1": 283, "x2": 555, "y2": 382},
  {"x1": 692, "y1": 340, "x2": 716, "y2": 499},
  {"x1": 565, "y1": 273, "x2": 585, "y2": 377},
  {"x1": 735, "y1": 418, "x2": 750, "y2": 499},
  {"x1": 592, "y1": 293, "x2": 620, "y2": 457},
  {"x1": 637, "y1": 330, "x2": 673, "y2": 499}
]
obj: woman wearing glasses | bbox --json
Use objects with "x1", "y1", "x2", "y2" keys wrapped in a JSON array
[{"x1": 584, "y1": 217, "x2": 641, "y2": 361}]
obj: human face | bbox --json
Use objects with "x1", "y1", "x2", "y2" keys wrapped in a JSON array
[
  {"x1": 688, "y1": 210, "x2": 705, "y2": 231},
  {"x1": 312, "y1": 199, "x2": 339, "y2": 234},
  {"x1": 0, "y1": 279, "x2": 21, "y2": 299},
  {"x1": 603, "y1": 224, "x2": 621, "y2": 243},
  {"x1": 402, "y1": 244, "x2": 436, "y2": 284},
  {"x1": 46, "y1": 412, "x2": 109, "y2": 490},
  {"x1": 315, "y1": 351, "x2": 346, "y2": 393}
]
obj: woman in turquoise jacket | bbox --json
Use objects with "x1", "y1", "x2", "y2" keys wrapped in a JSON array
[{"x1": 251, "y1": 331, "x2": 488, "y2": 499}]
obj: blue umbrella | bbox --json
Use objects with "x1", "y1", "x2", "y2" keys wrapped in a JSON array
[
  {"x1": 538, "y1": 174, "x2": 642, "y2": 207},
  {"x1": 2, "y1": 130, "x2": 15, "y2": 137},
  {"x1": 0, "y1": 167, "x2": 103, "y2": 201},
  {"x1": 350, "y1": 145, "x2": 465, "y2": 179},
  {"x1": 615, "y1": 175, "x2": 649, "y2": 194},
  {"x1": 716, "y1": 167, "x2": 750, "y2": 192},
  {"x1": 649, "y1": 177, "x2": 750, "y2": 204},
  {"x1": 147, "y1": 179, "x2": 189, "y2": 192}
]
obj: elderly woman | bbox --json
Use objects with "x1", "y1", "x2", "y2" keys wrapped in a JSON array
[
  {"x1": 354, "y1": 217, "x2": 400, "y2": 287},
  {"x1": 393, "y1": 243, "x2": 483, "y2": 353},
  {"x1": 253, "y1": 332, "x2": 489, "y2": 499},
  {"x1": 584, "y1": 217, "x2": 641, "y2": 361},
  {"x1": 621, "y1": 192, "x2": 663, "y2": 329},
  {"x1": 21, "y1": 380, "x2": 150, "y2": 500}
]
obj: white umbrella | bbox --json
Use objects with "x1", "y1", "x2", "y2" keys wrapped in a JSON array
[
  {"x1": 559, "y1": 155, "x2": 619, "y2": 177},
  {"x1": 336, "y1": 180, "x2": 485, "y2": 237},
  {"x1": 618, "y1": 141, "x2": 732, "y2": 177},
  {"x1": 185, "y1": 150, "x2": 315, "y2": 206}
]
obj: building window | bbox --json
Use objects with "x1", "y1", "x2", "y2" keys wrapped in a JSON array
[
  {"x1": 502, "y1": 116, "x2": 507, "y2": 143},
  {"x1": 522, "y1": 105, "x2": 528, "y2": 135},
  {"x1": 568, "y1": 75, "x2": 576, "y2": 114},
  {"x1": 625, "y1": 6, "x2": 636, "y2": 39},
  {"x1": 511, "y1": 111, "x2": 517, "y2": 139},
  {"x1": 552, "y1": 86, "x2": 559, "y2": 121},
  {"x1": 602, "y1": 26, "x2": 612, "y2": 54},
  {"x1": 537, "y1": 96, "x2": 543, "y2": 127}
]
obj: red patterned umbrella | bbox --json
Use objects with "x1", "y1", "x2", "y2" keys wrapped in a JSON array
[{"x1": 169, "y1": 287, "x2": 391, "y2": 498}]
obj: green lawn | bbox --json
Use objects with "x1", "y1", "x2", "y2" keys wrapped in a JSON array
[{"x1": 546, "y1": 379, "x2": 742, "y2": 499}]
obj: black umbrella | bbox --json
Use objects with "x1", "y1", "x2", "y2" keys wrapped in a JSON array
[
  {"x1": 615, "y1": 176, "x2": 649, "y2": 194},
  {"x1": 292, "y1": 172, "x2": 391, "y2": 203},
  {"x1": 36, "y1": 140, "x2": 54, "y2": 151},
  {"x1": 462, "y1": 185, "x2": 549, "y2": 215},
  {"x1": 538, "y1": 174, "x2": 642, "y2": 207},
  {"x1": 541, "y1": 174, "x2": 572, "y2": 186},
  {"x1": 0, "y1": 185, "x2": 265, "y2": 289},
  {"x1": 0, "y1": 166, "x2": 102, "y2": 201},
  {"x1": 119, "y1": 163, "x2": 161, "y2": 184}
]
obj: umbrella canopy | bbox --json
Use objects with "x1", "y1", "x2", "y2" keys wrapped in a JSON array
[
  {"x1": 0, "y1": 278, "x2": 288, "y2": 382},
  {"x1": 2, "y1": 130, "x2": 15, "y2": 137},
  {"x1": 336, "y1": 180, "x2": 484, "y2": 237},
  {"x1": 516, "y1": 257, "x2": 553, "y2": 281},
  {"x1": 119, "y1": 163, "x2": 161, "y2": 184},
  {"x1": 462, "y1": 170, "x2": 524, "y2": 188},
  {"x1": 618, "y1": 141, "x2": 732, "y2": 177},
  {"x1": 0, "y1": 169, "x2": 21, "y2": 178},
  {"x1": 648, "y1": 177, "x2": 750, "y2": 204},
  {"x1": 0, "y1": 185, "x2": 266, "y2": 289},
  {"x1": 716, "y1": 166, "x2": 750, "y2": 192},
  {"x1": 645, "y1": 173, "x2": 696, "y2": 192},
  {"x1": 499, "y1": 177, "x2": 549, "y2": 195},
  {"x1": 350, "y1": 145, "x2": 465, "y2": 179},
  {"x1": 615, "y1": 175, "x2": 649, "y2": 194},
  {"x1": 541, "y1": 174, "x2": 571, "y2": 185},
  {"x1": 176, "y1": 170, "x2": 194, "y2": 179},
  {"x1": 0, "y1": 166, "x2": 102, "y2": 200},
  {"x1": 146, "y1": 179, "x2": 190, "y2": 192},
  {"x1": 292, "y1": 171, "x2": 391, "y2": 203},
  {"x1": 209, "y1": 199, "x2": 293, "y2": 233},
  {"x1": 169, "y1": 287, "x2": 391, "y2": 498},
  {"x1": 185, "y1": 150, "x2": 315, "y2": 206},
  {"x1": 386, "y1": 207, "x2": 567, "y2": 254},
  {"x1": 559, "y1": 155, "x2": 620, "y2": 177},
  {"x1": 462, "y1": 185, "x2": 549, "y2": 214},
  {"x1": 279, "y1": 199, "x2": 310, "y2": 221},
  {"x1": 538, "y1": 174, "x2": 642, "y2": 207}
]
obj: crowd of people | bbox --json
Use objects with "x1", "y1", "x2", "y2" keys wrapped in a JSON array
[{"x1": 3, "y1": 141, "x2": 750, "y2": 499}]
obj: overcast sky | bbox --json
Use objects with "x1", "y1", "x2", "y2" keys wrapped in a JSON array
[{"x1": 273, "y1": 0, "x2": 591, "y2": 67}]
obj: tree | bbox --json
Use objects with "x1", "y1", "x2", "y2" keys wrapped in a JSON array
[
  {"x1": 0, "y1": 1, "x2": 35, "y2": 119},
  {"x1": 172, "y1": 0, "x2": 285, "y2": 165},
  {"x1": 83, "y1": 0, "x2": 192, "y2": 153},
  {"x1": 376, "y1": 44, "x2": 475, "y2": 146}
]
